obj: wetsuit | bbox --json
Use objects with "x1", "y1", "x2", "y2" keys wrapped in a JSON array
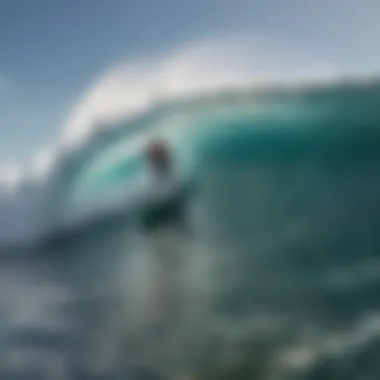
[{"x1": 140, "y1": 179, "x2": 194, "y2": 233}]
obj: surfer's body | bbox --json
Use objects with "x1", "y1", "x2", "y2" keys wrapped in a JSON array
[
  {"x1": 135, "y1": 140, "x2": 194, "y2": 337},
  {"x1": 138, "y1": 140, "x2": 193, "y2": 234},
  {"x1": 116, "y1": 139, "x2": 198, "y2": 375}
]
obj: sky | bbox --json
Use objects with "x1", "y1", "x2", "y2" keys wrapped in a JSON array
[{"x1": 1, "y1": 0, "x2": 380, "y2": 167}]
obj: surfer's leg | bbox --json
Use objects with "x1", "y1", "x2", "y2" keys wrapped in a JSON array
[
  {"x1": 137, "y1": 220, "x2": 198, "y2": 379},
  {"x1": 143, "y1": 223, "x2": 188, "y2": 330}
]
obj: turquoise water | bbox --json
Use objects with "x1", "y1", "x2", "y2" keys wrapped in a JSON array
[{"x1": 2, "y1": 82, "x2": 380, "y2": 379}]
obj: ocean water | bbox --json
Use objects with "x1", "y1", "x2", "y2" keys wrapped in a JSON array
[{"x1": 2, "y1": 82, "x2": 380, "y2": 379}]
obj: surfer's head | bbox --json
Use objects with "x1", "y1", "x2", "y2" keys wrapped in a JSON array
[{"x1": 146, "y1": 139, "x2": 172, "y2": 175}]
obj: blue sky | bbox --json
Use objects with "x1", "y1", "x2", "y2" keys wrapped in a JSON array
[{"x1": 0, "y1": 0, "x2": 380, "y2": 165}]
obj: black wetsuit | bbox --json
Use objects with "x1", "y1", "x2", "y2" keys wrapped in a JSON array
[{"x1": 140, "y1": 180, "x2": 195, "y2": 233}]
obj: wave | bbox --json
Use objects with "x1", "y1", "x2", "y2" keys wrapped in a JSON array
[
  {"x1": 3, "y1": 68, "x2": 380, "y2": 379},
  {"x1": 2, "y1": 78, "x2": 380, "y2": 245},
  {"x1": 1, "y1": 33, "x2": 380, "y2": 245}
]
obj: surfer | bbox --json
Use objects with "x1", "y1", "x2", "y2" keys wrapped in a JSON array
[
  {"x1": 140, "y1": 139, "x2": 193, "y2": 234},
  {"x1": 133, "y1": 139, "x2": 196, "y2": 345}
]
